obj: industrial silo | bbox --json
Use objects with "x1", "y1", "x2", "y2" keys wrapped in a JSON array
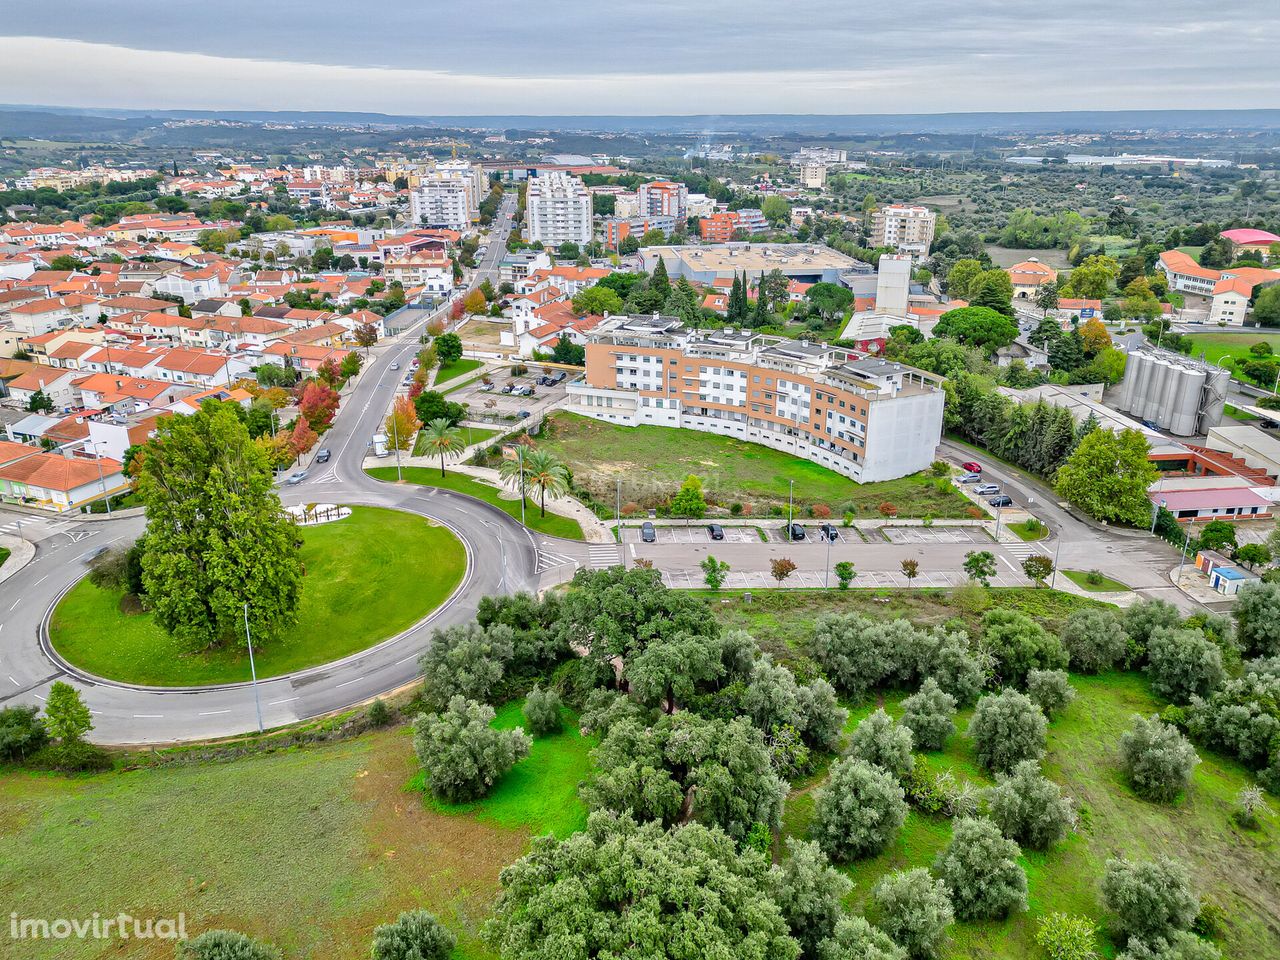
[
  {"x1": 1124, "y1": 352, "x2": 1152, "y2": 416},
  {"x1": 1199, "y1": 368, "x2": 1231, "y2": 432},
  {"x1": 1168, "y1": 365, "x2": 1205, "y2": 436},
  {"x1": 1141, "y1": 357, "x2": 1171, "y2": 424}
]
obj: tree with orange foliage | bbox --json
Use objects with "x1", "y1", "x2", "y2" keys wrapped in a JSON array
[
  {"x1": 1079, "y1": 317, "x2": 1112, "y2": 356},
  {"x1": 463, "y1": 289, "x2": 487, "y2": 315},
  {"x1": 298, "y1": 380, "x2": 340, "y2": 430},
  {"x1": 254, "y1": 430, "x2": 294, "y2": 471},
  {"x1": 316, "y1": 358, "x2": 342, "y2": 387},
  {"x1": 385, "y1": 396, "x2": 421, "y2": 451},
  {"x1": 288, "y1": 418, "x2": 318, "y2": 459}
]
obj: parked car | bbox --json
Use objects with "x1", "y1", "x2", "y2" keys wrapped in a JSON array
[
  {"x1": 501, "y1": 383, "x2": 514, "y2": 394},
  {"x1": 286, "y1": 471, "x2": 308, "y2": 485},
  {"x1": 974, "y1": 483, "x2": 1001, "y2": 496},
  {"x1": 958, "y1": 472, "x2": 982, "y2": 484},
  {"x1": 787, "y1": 523, "x2": 806, "y2": 541},
  {"x1": 315, "y1": 449, "x2": 331, "y2": 463},
  {"x1": 536, "y1": 375, "x2": 550, "y2": 386},
  {"x1": 819, "y1": 523, "x2": 838, "y2": 541},
  {"x1": 988, "y1": 495, "x2": 1013, "y2": 507},
  {"x1": 707, "y1": 523, "x2": 724, "y2": 541},
  {"x1": 518, "y1": 410, "x2": 531, "y2": 419},
  {"x1": 390, "y1": 362, "x2": 400, "y2": 371},
  {"x1": 550, "y1": 371, "x2": 567, "y2": 385},
  {"x1": 641, "y1": 521, "x2": 656, "y2": 543},
  {"x1": 960, "y1": 460, "x2": 982, "y2": 474},
  {"x1": 479, "y1": 382, "x2": 495, "y2": 392}
]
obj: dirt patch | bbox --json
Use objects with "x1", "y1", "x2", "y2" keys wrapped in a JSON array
[{"x1": 117, "y1": 593, "x2": 145, "y2": 616}]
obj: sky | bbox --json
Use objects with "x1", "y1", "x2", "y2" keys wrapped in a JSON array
[{"x1": 1, "y1": 2, "x2": 1276, "y2": 116}]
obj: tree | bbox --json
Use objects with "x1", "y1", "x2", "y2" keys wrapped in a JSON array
[
  {"x1": 812, "y1": 756, "x2": 907, "y2": 862},
  {"x1": 1079, "y1": 318, "x2": 1112, "y2": 354},
  {"x1": 982, "y1": 609, "x2": 1067, "y2": 687},
  {"x1": 1061, "y1": 607, "x2": 1130, "y2": 673},
  {"x1": 901, "y1": 558, "x2": 920, "y2": 586},
  {"x1": 1124, "y1": 599, "x2": 1182, "y2": 650},
  {"x1": 670, "y1": 473, "x2": 706, "y2": 522},
  {"x1": 385, "y1": 396, "x2": 421, "y2": 451},
  {"x1": 984, "y1": 760, "x2": 1075, "y2": 849},
  {"x1": 869, "y1": 868, "x2": 954, "y2": 960},
  {"x1": 177, "y1": 930, "x2": 281, "y2": 960},
  {"x1": 1026, "y1": 669, "x2": 1075, "y2": 718},
  {"x1": 521, "y1": 449, "x2": 570, "y2": 517},
  {"x1": 572, "y1": 284, "x2": 624, "y2": 316},
  {"x1": 1254, "y1": 285, "x2": 1280, "y2": 328},
  {"x1": 1101, "y1": 857, "x2": 1200, "y2": 946},
  {"x1": 1035, "y1": 282, "x2": 1061, "y2": 313},
  {"x1": 1117, "y1": 932, "x2": 1220, "y2": 960},
  {"x1": 946, "y1": 259, "x2": 985, "y2": 299},
  {"x1": 1232, "y1": 542, "x2": 1271, "y2": 571},
  {"x1": 771, "y1": 557, "x2": 798, "y2": 584},
  {"x1": 370, "y1": 909, "x2": 455, "y2": 960},
  {"x1": 762, "y1": 195, "x2": 791, "y2": 225},
  {"x1": 834, "y1": 561, "x2": 857, "y2": 590},
  {"x1": 485, "y1": 812, "x2": 801, "y2": 960},
  {"x1": 768, "y1": 838, "x2": 853, "y2": 957},
  {"x1": 1035, "y1": 913, "x2": 1099, "y2": 960},
  {"x1": 818, "y1": 917, "x2": 906, "y2": 960},
  {"x1": 0, "y1": 705, "x2": 49, "y2": 761},
  {"x1": 1055, "y1": 429, "x2": 1158, "y2": 527},
  {"x1": 1119, "y1": 714, "x2": 1199, "y2": 803},
  {"x1": 933, "y1": 816, "x2": 1027, "y2": 921},
  {"x1": 1233, "y1": 581, "x2": 1280, "y2": 657},
  {"x1": 435, "y1": 332, "x2": 463, "y2": 366},
  {"x1": 419, "y1": 418, "x2": 465, "y2": 478},
  {"x1": 463, "y1": 289, "x2": 487, "y2": 314},
  {"x1": 26, "y1": 389, "x2": 54, "y2": 413},
  {"x1": 963, "y1": 551, "x2": 997, "y2": 586},
  {"x1": 1197, "y1": 519, "x2": 1237, "y2": 553},
  {"x1": 418, "y1": 622, "x2": 514, "y2": 710},
  {"x1": 933, "y1": 307, "x2": 1018, "y2": 353},
  {"x1": 924, "y1": 630, "x2": 987, "y2": 706},
  {"x1": 901, "y1": 678, "x2": 957, "y2": 751},
  {"x1": 970, "y1": 271, "x2": 1015, "y2": 317},
  {"x1": 522, "y1": 686, "x2": 563, "y2": 735},
  {"x1": 1061, "y1": 255, "x2": 1119, "y2": 300},
  {"x1": 412, "y1": 390, "x2": 466, "y2": 428},
  {"x1": 969, "y1": 689, "x2": 1047, "y2": 774},
  {"x1": 413, "y1": 696, "x2": 531, "y2": 802},
  {"x1": 848, "y1": 708, "x2": 915, "y2": 780},
  {"x1": 807, "y1": 282, "x2": 854, "y2": 320},
  {"x1": 354, "y1": 323, "x2": 379, "y2": 352},
  {"x1": 1022, "y1": 554, "x2": 1054, "y2": 585},
  {"x1": 1146, "y1": 628, "x2": 1225, "y2": 704},
  {"x1": 298, "y1": 380, "x2": 339, "y2": 429},
  {"x1": 701, "y1": 554, "x2": 731, "y2": 590},
  {"x1": 44, "y1": 681, "x2": 92, "y2": 743},
  {"x1": 137, "y1": 401, "x2": 301, "y2": 652}
]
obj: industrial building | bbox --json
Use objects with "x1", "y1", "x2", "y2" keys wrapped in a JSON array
[
  {"x1": 1116, "y1": 347, "x2": 1230, "y2": 437},
  {"x1": 640, "y1": 243, "x2": 870, "y2": 285}
]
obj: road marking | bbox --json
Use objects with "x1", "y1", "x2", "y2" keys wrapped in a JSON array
[
  {"x1": 334, "y1": 677, "x2": 364, "y2": 688},
  {"x1": 132, "y1": 714, "x2": 163, "y2": 718},
  {"x1": 396, "y1": 654, "x2": 418, "y2": 665},
  {"x1": 198, "y1": 709, "x2": 231, "y2": 716},
  {"x1": 32, "y1": 574, "x2": 47, "y2": 586},
  {"x1": 8, "y1": 676, "x2": 17, "y2": 685},
  {"x1": 998, "y1": 555, "x2": 1020, "y2": 574},
  {"x1": 8, "y1": 600, "x2": 19, "y2": 611},
  {"x1": 267, "y1": 696, "x2": 299, "y2": 706},
  {"x1": 33, "y1": 694, "x2": 46, "y2": 702}
]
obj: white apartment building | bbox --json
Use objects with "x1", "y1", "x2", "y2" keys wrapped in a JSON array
[
  {"x1": 798, "y1": 163, "x2": 827, "y2": 189},
  {"x1": 870, "y1": 205, "x2": 937, "y2": 260},
  {"x1": 409, "y1": 177, "x2": 472, "y2": 231},
  {"x1": 637, "y1": 181, "x2": 689, "y2": 221},
  {"x1": 566, "y1": 315, "x2": 945, "y2": 482},
  {"x1": 525, "y1": 173, "x2": 593, "y2": 247}
]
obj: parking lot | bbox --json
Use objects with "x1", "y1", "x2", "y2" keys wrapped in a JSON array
[
  {"x1": 659, "y1": 567, "x2": 1028, "y2": 590},
  {"x1": 449, "y1": 366, "x2": 571, "y2": 418},
  {"x1": 881, "y1": 526, "x2": 990, "y2": 544},
  {"x1": 622, "y1": 524, "x2": 760, "y2": 544}
]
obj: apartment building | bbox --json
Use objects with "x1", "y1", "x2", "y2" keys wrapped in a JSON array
[
  {"x1": 870, "y1": 205, "x2": 937, "y2": 259},
  {"x1": 637, "y1": 180, "x2": 689, "y2": 221},
  {"x1": 698, "y1": 209, "x2": 768, "y2": 242},
  {"x1": 525, "y1": 173, "x2": 593, "y2": 247},
  {"x1": 565, "y1": 315, "x2": 944, "y2": 482},
  {"x1": 798, "y1": 163, "x2": 828, "y2": 189},
  {"x1": 409, "y1": 177, "x2": 472, "y2": 231},
  {"x1": 602, "y1": 216, "x2": 677, "y2": 249}
]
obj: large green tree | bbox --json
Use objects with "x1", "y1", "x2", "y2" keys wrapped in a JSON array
[
  {"x1": 1055, "y1": 428, "x2": 1158, "y2": 526},
  {"x1": 933, "y1": 307, "x2": 1018, "y2": 353},
  {"x1": 137, "y1": 400, "x2": 302, "y2": 652}
]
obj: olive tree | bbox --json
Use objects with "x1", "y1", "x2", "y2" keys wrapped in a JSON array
[
  {"x1": 413, "y1": 697, "x2": 531, "y2": 802},
  {"x1": 848, "y1": 708, "x2": 915, "y2": 780},
  {"x1": 817, "y1": 917, "x2": 906, "y2": 960},
  {"x1": 811, "y1": 756, "x2": 908, "y2": 862},
  {"x1": 810, "y1": 614, "x2": 921, "y2": 696},
  {"x1": 921, "y1": 629, "x2": 986, "y2": 705},
  {"x1": 1100, "y1": 857, "x2": 1200, "y2": 945},
  {"x1": 744, "y1": 656, "x2": 848, "y2": 751},
  {"x1": 1026, "y1": 669, "x2": 1076, "y2": 719},
  {"x1": 1234, "y1": 581, "x2": 1280, "y2": 657},
  {"x1": 418, "y1": 622, "x2": 515, "y2": 711},
  {"x1": 1119, "y1": 714, "x2": 1199, "y2": 803},
  {"x1": 1146, "y1": 628, "x2": 1225, "y2": 704},
  {"x1": 869, "y1": 868, "x2": 954, "y2": 960},
  {"x1": 901, "y1": 678, "x2": 958, "y2": 751},
  {"x1": 768, "y1": 838, "x2": 853, "y2": 957},
  {"x1": 522, "y1": 686, "x2": 563, "y2": 735},
  {"x1": 370, "y1": 909, "x2": 455, "y2": 960},
  {"x1": 177, "y1": 931, "x2": 281, "y2": 960},
  {"x1": 1117, "y1": 932, "x2": 1221, "y2": 960},
  {"x1": 968, "y1": 689, "x2": 1047, "y2": 774},
  {"x1": 983, "y1": 760, "x2": 1076, "y2": 849},
  {"x1": 1123, "y1": 599, "x2": 1181, "y2": 651},
  {"x1": 981, "y1": 610, "x2": 1067, "y2": 687},
  {"x1": 933, "y1": 816, "x2": 1028, "y2": 921},
  {"x1": 1059, "y1": 607, "x2": 1130, "y2": 673}
]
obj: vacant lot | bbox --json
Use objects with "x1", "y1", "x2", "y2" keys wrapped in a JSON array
[
  {"x1": 536, "y1": 412, "x2": 970, "y2": 518},
  {"x1": 49, "y1": 507, "x2": 466, "y2": 686}
]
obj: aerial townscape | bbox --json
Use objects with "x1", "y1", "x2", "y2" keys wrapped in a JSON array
[{"x1": 2, "y1": 7, "x2": 1280, "y2": 960}]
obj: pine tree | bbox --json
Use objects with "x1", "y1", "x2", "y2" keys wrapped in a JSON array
[{"x1": 650, "y1": 257, "x2": 671, "y2": 299}]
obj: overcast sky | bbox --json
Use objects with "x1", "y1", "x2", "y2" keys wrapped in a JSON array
[{"x1": 2, "y1": 2, "x2": 1275, "y2": 115}]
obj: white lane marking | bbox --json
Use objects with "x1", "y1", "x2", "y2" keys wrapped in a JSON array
[
  {"x1": 267, "y1": 696, "x2": 299, "y2": 706},
  {"x1": 8, "y1": 600, "x2": 19, "y2": 611},
  {"x1": 396, "y1": 654, "x2": 417, "y2": 665},
  {"x1": 999, "y1": 555, "x2": 1020, "y2": 574},
  {"x1": 198, "y1": 709, "x2": 231, "y2": 716},
  {"x1": 7, "y1": 676, "x2": 16, "y2": 685},
  {"x1": 132, "y1": 714, "x2": 163, "y2": 718},
  {"x1": 33, "y1": 694, "x2": 46, "y2": 702},
  {"x1": 334, "y1": 677, "x2": 364, "y2": 689},
  {"x1": 32, "y1": 574, "x2": 47, "y2": 586}
]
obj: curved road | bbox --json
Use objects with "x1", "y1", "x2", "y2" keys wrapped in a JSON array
[{"x1": 0, "y1": 194, "x2": 565, "y2": 745}]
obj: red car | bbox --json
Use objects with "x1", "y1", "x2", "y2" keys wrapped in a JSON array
[{"x1": 961, "y1": 461, "x2": 983, "y2": 474}]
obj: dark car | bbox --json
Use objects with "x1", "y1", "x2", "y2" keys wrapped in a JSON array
[
  {"x1": 501, "y1": 383, "x2": 514, "y2": 394},
  {"x1": 518, "y1": 410, "x2": 531, "y2": 419},
  {"x1": 550, "y1": 371, "x2": 567, "y2": 385},
  {"x1": 707, "y1": 523, "x2": 724, "y2": 541},
  {"x1": 641, "y1": 521, "x2": 656, "y2": 543},
  {"x1": 536, "y1": 375, "x2": 550, "y2": 386},
  {"x1": 787, "y1": 523, "x2": 806, "y2": 541},
  {"x1": 988, "y1": 495, "x2": 1013, "y2": 507},
  {"x1": 315, "y1": 449, "x2": 331, "y2": 463},
  {"x1": 819, "y1": 523, "x2": 838, "y2": 541}
]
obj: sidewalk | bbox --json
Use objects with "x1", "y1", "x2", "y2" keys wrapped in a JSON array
[{"x1": 0, "y1": 534, "x2": 35, "y2": 584}]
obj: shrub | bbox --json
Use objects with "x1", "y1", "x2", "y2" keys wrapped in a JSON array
[
  {"x1": 1234, "y1": 581, "x2": 1280, "y2": 657},
  {"x1": 811, "y1": 756, "x2": 908, "y2": 862},
  {"x1": 177, "y1": 930, "x2": 281, "y2": 959},
  {"x1": 1060, "y1": 608, "x2": 1130, "y2": 673},
  {"x1": 1035, "y1": 913, "x2": 1099, "y2": 960},
  {"x1": 1120, "y1": 714, "x2": 1199, "y2": 803},
  {"x1": 34, "y1": 739, "x2": 112, "y2": 772},
  {"x1": 984, "y1": 760, "x2": 1076, "y2": 849},
  {"x1": 1185, "y1": 671, "x2": 1280, "y2": 772},
  {"x1": 577, "y1": 689, "x2": 655, "y2": 737},
  {"x1": 922, "y1": 629, "x2": 986, "y2": 706},
  {"x1": 848, "y1": 708, "x2": 915, "y2": 780},
  {"x1": 813, "y1": 503, "x2": 832, "y2": 519},
  {"x1": 879, "y1": 502, "x2": 899, "y2": 518},
  {"x1": 522, "y1": 686, "x2": 563, "y2": 735},
  {"x1": 418, "y1": 622, "x2": 515, "y2": 711},
  {"x1": 1146, "y1": 628, "x2": 1225, "y2": 705},
  {"x1": 1123, "y1": 599, "x2": 1182, "y2": 653},
  {"x1": 413, "y1": 696, "x2": 531, "y2": 802},
  {"x1": 0, "y1": 705, "x2": 49, "y2": 761},
  {"x1": 768, "y1": 838, "x2": 853, "y2": 957},
  {"x1": 981, "y1": 610, "x2": 1067, "y2": 687},
  {"x1": 901, "y1": 678, "x2": 957, "y2": 751},
  {"x1": 370, "y1": 909, "x2": 455, "y2": 960},
  {"x1": 818, "y1": 916, "x2": 906, "y2": 960},
  {"x1": 933, "y1": 816, "x2": 1028, "y2": 921},
  {"x1": 1100, "y1": 857, "x2": 1200, "y2": 945},
  {"x1": 367, "y1": 699, "x2": 392, "y2": 727},
  {"x1": 869, "y1": 868, "x2": 954, "y2": 960},
  {"x1": 1117, "y1": 932, "x2": 1221, "y2": 960},
  {"x1": 834, "y1": 560, "x2": 856, "y2": 590},
  {"x1": 1026, "y1": 669, "x2": 1076, "y2": 718},
  {"x1": 730, "y1": 502, "x2": 744, "y2": 516},
  {"x1": 1234, "y1": 784, "x2": 1268, "y2": 829},
  {"x1": 969, "y1": 689, "x2": 1047, "y2": 774}
]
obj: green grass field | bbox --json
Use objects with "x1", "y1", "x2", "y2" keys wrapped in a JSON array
[
  {"x1": 413, "y1": 425, "x2": 500, "y2": 457},
  {"x1": 366, "y1": 465, "x2": 585, "y2": 540},
  {"x1": 1063, "y1": 569, "x2": 1130, "y2": 593},
  {"x1": 48, "y1": 507, "x2": 466, "y2": 686},
  {"x1": 1008, "y1": 520, "x2": 1049, "y2": 542},
  {"x1": 537, "y1": 412, "x2": 970, "y2": 518},
  {"x1": 0, "y1": 546, "x2": 9, "y2": 569},
  {"x1": 1185, "y1": 332, "x2": 1280, "y2": 368},
  {"x1": 434, "y1": 358, "x2": 483, "y2": 385}
]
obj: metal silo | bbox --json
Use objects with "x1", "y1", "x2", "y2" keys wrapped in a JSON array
[
  {"x1": 1200, "y1": 367, "x2": 1230, "y2": 433},
  {"x1": 1141, "y1": 358, "x2": 1170, "y2": 423},
  {"x1": 1124, "y1": 351, "x2": 1151, "y2": 415},
  {"x1": 1169, "y1": 366, "x2": 1204, "y2": 436},
  {"x1": 1119, "y1": 350, "x2": 1144, "y2": 412}
]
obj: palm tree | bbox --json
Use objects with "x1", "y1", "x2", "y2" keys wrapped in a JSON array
[
  {"x1": 521, "y1": 449, "x2": 570, "y2": 517},
  {"x1": 420, "y1": 418, "x2": 465, "y2": 478}
]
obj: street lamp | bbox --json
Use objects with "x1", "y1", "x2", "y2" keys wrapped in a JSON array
[
  {"x1": 518, "y1": 444, "x2": 526, "y2": 526},
  {"x1": 615, "y1": 478, "x2": 623, "y2": 565},
  {"x1": 787, "y1": 479, "x2": 795, "y2": 529},
  {"x1": 243, "y1": 602, "x2": 264, "y2": 734},
  {"x1": 824, "y1": 525, "x2": 832, "y2": 588},
  {"x1": 87, "y1": 441, "x2": 112, "y2": 516},
  {"x1": 1048, "y1": 532, "x2": 1062, "y2": 590}
]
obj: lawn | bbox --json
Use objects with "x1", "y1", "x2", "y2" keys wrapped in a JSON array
[
  {"x1": 537, "y1": 411, "x2": 970, "y2": 518},
  {"x1": 366, "y1": 465, "x2": 585, "y2": 540},
  {"x1": 0, "y1": 546, "x2": 9, "y2": 569},
  {"x1": 781, "y1": 673, "x2": 1279, "y2": 960},
  {"x1": 1008, "y1": 520, "x2": 1048, "y2": 542},
  {"x1": 435, "y1": 358, "x2": 483, "y2": 385},
  {"x1": 413, "y1": 425, "x2": 500, "y2": 457},
  {"x1": 1063, "y1": 569, "x2": 1131, "y2": 593},
  {"x1": 1185, "y1": 332, "x2": 1280, "y2": 369},
  {"x1": 48, "y1": 507, "x2": 467, "y2": 686}
]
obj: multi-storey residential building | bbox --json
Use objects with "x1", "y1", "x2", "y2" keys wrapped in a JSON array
[
  {"x1": 602, "y1": 216, "x2": 677, "y2": 249},
  {"x1": 698, "y1": 209, "x2": 769, "y2": 242},
  {"x1": 566, "y1": 315, "x2": 944, "y2": 482},
  {"x1": 637, "y1": 180, "x2": 689, "y2": 221},
  {"x1": 870, "y1": 205, "x2": 937, "y2": 259},
  {"x1": 798, "y1": 163, "x2": 827, "y2": 188},
  {"x1": 409, "y1": 177, "x2": 471, "y2": 231},
  {"x1": 525, "y1": 173, "x2": 593, "y2": 247},
  {"x1": 793, "y1": 147, "x2": 848, "y2": 165}
]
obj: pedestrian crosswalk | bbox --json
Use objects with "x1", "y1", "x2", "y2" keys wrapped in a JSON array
[
  {"x1": 1002, "y1": 540, "x2": 1047, "y2": 561},
  {"x1": 311, "y1": 470, "x2": 341, "y2": 484},
  {"x1": 0, "y1": 515, "x2": 78, "y2": 541},
  {"x1": 588, "y1": 544, "x2": 622, "y2": 568}
]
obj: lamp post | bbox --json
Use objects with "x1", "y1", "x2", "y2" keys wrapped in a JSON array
[
  {"x1": 243, "y1": 602, "x2": 264, "y2": 734},
  {"x1": 518, "y1": 444, "x2": 526, "y2": 526},
  {"x1": 1049, "y1": 532, "x2": 1063, "y2": 590},
  {"x1": 824, "y1": 526, "x2": 832, "y2": 588},
  {"x1": 390, "y1": 400, "x2": 402, "y2": 483},
  {"x1": 788, "y1": 479, "x2": 795, "y2": 530},
  {"x1": 88, "y1": 441, "x2": 112, "y2": 516},
  {"x1": 615, "y1": 478, "x2": 623, "y2": 566}
]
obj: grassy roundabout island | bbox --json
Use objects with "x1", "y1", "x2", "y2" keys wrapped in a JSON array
[{"x1": 49, "y1": 506, "x2": 466, "y2": 686}]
